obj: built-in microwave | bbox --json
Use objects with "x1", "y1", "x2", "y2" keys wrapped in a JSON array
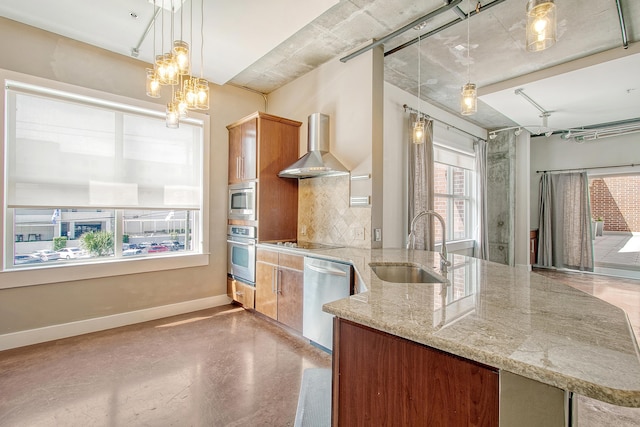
[{"x1": 228, "y1": 181, "x2": 256, "y2": 221}]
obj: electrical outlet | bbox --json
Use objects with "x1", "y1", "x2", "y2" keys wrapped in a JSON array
[
  {"x1": 300, "y1": 225, "x2": 307, "y2": 235},
  {"x1": 352, "y1": 227, "x2": 365, "y2": 240},
  {"x1": 374, "y1": 228, "x2": 382, "y2": 242}
]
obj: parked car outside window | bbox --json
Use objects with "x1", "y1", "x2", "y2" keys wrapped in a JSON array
[
  {"x1": 32, "y1": 249, "x2": 62, "y2": 261},
  {"x1": 14, "y1": 254, "x2": 44, "y2": 265},
  {"x1": 161, "y1": 240, "x2": 180, "y2": 251},
  {"x1": 57, "y1": 247, "x2": 86, "y2": 259},
  {"x1": 147, "y1": 244, "x2": 169, "y2": 253}
]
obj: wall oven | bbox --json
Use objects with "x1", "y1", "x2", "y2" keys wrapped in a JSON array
[
  {"x1": 228, "y1": 182, "x2": 256, "y2": 221},
  {"x1": 227, "y1": 225, "x2": 256, "y2": 285}
]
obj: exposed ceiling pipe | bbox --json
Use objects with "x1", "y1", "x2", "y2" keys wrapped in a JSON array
[
  {"x1": 340, "y1": 0, "x2": 463, "y2": 63},
  {"x1": 615, "y1": 0, "x2": 629, "y2": 49},
  {"x1": 384, "y1": 0, "x2": 509, "y2": 57}
]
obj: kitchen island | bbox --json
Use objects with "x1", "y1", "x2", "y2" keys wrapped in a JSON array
[{"x1": 307, "y1": 247, "x2": 640, "y2": 425}]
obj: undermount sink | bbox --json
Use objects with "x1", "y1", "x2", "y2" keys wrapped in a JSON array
[{"x1": 369, "y1": 262, "x2": 446, "y2": 284}]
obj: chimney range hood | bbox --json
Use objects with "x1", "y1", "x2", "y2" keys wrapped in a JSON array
[{"x1": 278, "y1": 113, "x2": 349, "y2": 179}]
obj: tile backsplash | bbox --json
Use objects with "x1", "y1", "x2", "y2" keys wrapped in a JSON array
[{"x1": 298, "y1": 175, "x2": 371, "y2": 249}]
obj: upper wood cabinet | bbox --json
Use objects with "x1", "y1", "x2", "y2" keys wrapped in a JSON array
[
  {"x1": 228, "y1": 119, "x2": 257, "y2": 183},
  {"x1": 226, "y1": 112, "x2": 302, "y2": 242}
]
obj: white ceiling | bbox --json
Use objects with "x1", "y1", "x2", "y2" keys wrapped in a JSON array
[
  {"x1": 479, "y1": 46, "x2": 640, "y2": 132},
  {"x1": 0, "y1": 0, "x2": 339, "y2": 85},
  {"x1": 0, "y1": 0, "x2": 639, "y2": 133}
]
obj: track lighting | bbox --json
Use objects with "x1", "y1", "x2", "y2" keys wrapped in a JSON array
[
  {"x1": 489, "y1": 132, "x2": 497, "y2": 140},
  {"x1": 514, "y1": 127, "x2": 523, "y2": 136},
  {"x1": 545, "y1": 130, "x2": 553, "y2": 137}
]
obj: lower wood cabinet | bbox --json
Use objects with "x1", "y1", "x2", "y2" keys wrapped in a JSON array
[
  {"x1": 332, "y1": 318, "x2": 499, "y2": 426},
  {"x1": 227, "y1": 276, "x2": 255, "y2": 309},
  {"x1": 255, "y1": 248, "x2": 303, "y2": 332}
]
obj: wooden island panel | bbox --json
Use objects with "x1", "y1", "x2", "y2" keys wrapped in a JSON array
[{"x1": 333, "y1": 318, "x2": 499, "y2": 426}]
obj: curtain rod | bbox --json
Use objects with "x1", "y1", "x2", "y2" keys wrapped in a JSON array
[
  {"x1": 403, "y1": 104, "x2": 484, "y2": 141},
  {"x1": 536, "y1": 163, "x2": 639, "y2": 174}
]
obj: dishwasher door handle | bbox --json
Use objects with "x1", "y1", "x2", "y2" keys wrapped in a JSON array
[{"x1": 306, "y1": 263, "x2": 348, "y2": 277}]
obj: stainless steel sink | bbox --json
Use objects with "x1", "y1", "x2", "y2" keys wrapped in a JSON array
[{"x1": 369, "y1": 262, "x2": 445, "y2": 283}]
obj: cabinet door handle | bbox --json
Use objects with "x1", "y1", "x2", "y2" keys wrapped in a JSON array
[
  {"x1": 241, "y1": 156, "x2": 245, "y2": 180},
  {"x1": 236, "y1": 157, "x2": 241, "y2": 179},
  {"x1": 271, "y1": 267, "x2": 276, "y2": 294},
  {"x1": 277, "y1": 269, "x2": 282, "y2": 294},
  {"x1": 235, "y1": 291, "x2": 244, "y2": 296}
]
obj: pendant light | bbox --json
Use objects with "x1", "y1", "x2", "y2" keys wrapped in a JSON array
[
  {"x1": 194, "y1": 0, "x2": 209, "y2": 110},
  {"x1": 412, "y1": 31, "x2": 425, "y2": 144},
  {"x1": 145, "y1": 3, "x2": 161, "y2": 98},
  {"x1": 460, "y1": 0, "x2": 477, "y2": 116},
  {"x1": 526, "y1": 0, "x2": 556, "y2": 52}
]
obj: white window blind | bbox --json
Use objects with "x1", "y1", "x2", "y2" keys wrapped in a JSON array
[{"x1": 6, "y1": 87, "x2": 203, "y2": 210}]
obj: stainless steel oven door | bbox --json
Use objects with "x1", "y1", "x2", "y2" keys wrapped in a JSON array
[
  {"x1": 228, "y1": 182, "x2": 256, "y2": 221},
  {"x1": 227, "y1": 236, "x2": 256, "y2": 285}
]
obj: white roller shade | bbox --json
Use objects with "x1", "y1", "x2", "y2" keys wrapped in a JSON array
[{"x1": 6, "y1": 89, "x2": 202, "y2": 209}]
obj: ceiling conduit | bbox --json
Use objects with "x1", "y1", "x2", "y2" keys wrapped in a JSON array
[
  {"x1": 340, "y1": 0, "x2": 463, "y2": 63},
  {"x1": 615, "y1": 0, "x2": 629, "y2": 49}
]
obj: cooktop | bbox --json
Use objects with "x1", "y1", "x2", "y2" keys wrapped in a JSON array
[{"x1": 264, "y1": 241, "x2": 343, "y2": 250}]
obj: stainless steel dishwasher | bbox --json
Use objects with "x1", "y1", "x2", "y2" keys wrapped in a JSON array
[{"x1": 303, "y1": 257, "x2": 352, "y2": 351}]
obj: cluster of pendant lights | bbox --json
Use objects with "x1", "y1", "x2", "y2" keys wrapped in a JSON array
[
  {"x1": 412, "y1": 0, "x2": 556, "y2": 143},
  {"x1": 145, "y1": 0, "x2": 209, "y2": 128}
]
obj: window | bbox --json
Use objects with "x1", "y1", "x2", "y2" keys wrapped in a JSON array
[
  {"x1": 2, "y1": 73, "x2": 208, "y2": 285},
  {"x1": 433, "y1": 146, "x2": 475, "y2": 244}
]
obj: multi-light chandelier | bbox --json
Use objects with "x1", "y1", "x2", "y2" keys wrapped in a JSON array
[{"x1": 145, "y1": 0, "x2": 209, "y2": 128}]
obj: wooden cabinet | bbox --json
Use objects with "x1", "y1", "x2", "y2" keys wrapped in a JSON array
[
  {"x1": 227, "y1": 112, "x2": 301, "y2": 241},
  {"x1": 227, "y1": 276, "x2": 255, "y2": 309},
  {"x1": 255, "y1": 248, "x2": 304, "y2": 332},
  {"x1": 332, "y1": 318, "x2": 499, "y2": 426},
  {"x1": 228, "y1": 119, "x2": 256, "y2": 183},
  {"x1": 530, "y1": 229, "x2": 538, "y2": 265}
]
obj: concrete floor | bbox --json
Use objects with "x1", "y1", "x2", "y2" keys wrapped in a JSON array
[
  {"x1": 594, "y1": 233, "x2": 640, "y2": 279},
  {"x1": 1, "y1": 270, "x2": 640, "y2": 426}
]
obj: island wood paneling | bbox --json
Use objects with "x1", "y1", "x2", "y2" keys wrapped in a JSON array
[{"x1": 332, "y1": 318, "x2": 499, "y2": 426}]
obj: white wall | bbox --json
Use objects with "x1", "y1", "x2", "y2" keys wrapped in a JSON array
[
  {"x1": 267, "y1": 43, "x2": 384, "y2": 248},
  {"x1": 0, "y1": 17, "x2": 263, "y2": 337},
  {"x1": 383, "y1": 83, "x2": 486, "y2": 248},
  {"x1": 530, "y1": 132, "x2": 640, "y2": 227}
]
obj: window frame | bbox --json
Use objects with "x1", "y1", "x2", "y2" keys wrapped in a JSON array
[
  {"x1": 0, "y1": 69, "x2": 210, "y2": 289},
  {"x1": 433, "y1": 162, "x2": 474, "y2": 243}
]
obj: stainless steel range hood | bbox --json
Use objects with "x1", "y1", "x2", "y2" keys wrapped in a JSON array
[{"x1": 278, "y1": 113, "x2": 349, "y2": 179}]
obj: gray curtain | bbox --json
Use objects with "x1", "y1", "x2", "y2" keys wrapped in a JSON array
[
  {"x1": 537, "y1": 172, "x2": 594, "y2": 271},
  {"x1": 474, "y1": 139, "x2": 489, "y2": 260},
  {"x1": 408, "y1": 113, "x2": 434, "y2": 250}
]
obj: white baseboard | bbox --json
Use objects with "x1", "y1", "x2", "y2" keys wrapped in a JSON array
[{"x1": 0, "y1": 294, "x2": 232, "y2": 352}]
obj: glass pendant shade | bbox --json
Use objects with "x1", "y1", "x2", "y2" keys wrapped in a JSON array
[
  {"x1": 460, "y1": 83, "x2": 477, "y2": 115},
  {"x1": 172, "y1": 40, "x2": 190, "y2": 75},
  {"x1": 166, "y1": 102, "x2": 180, "y2": 129},
  {"x1": 183, "y1": 77, "x2": 198, "y2": 109},
  {"x1": 161, "y1": 53, "x2": 179, "y2": 85},
  {"x1": 146, "y1": 69, "x2": 161, "y2": 98},
  {"x1": 526, "y1": 0, "x2": 556, "y2": 52},
  {"x1": 412, "y1": 118, "x2": 426, "y2": 144},
  {"x1": 174, "y1": 90, "x2": 188, "y2": 118},
  {"x1": 195, "y1": 78, "x2": 210, "y2": 110}
]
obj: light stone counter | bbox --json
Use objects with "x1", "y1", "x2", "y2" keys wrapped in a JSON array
[{"x1": 276, "y1": 246, "x2": 640, "y2": 408}]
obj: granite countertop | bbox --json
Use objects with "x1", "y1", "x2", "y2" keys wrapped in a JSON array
[{"x1": 256, "y1": 244, "x2": 640, "y2": 407}]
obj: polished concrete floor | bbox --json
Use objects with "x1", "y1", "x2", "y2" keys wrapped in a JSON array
[
  {"x1": 0, "y1": 306, "x2": 331, "y2": 426},
  {"x1": 1, "y1": 271, "x2": 640, "y2": 426}
]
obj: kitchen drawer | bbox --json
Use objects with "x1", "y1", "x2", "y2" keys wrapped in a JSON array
[
  {"x1": 229, "y1": 277, "x2": 255, "y2": 309},
  {"x1": 257, "y1": 248, "x2": 279, "y2": 264},
  {"x1": 279, "y1": 252, "x2": 304, "y2": 271}
]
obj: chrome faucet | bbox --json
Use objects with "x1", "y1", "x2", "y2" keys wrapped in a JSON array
[{"x1": 407, "y1": 210, "x2": 452, "y2": 273}]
